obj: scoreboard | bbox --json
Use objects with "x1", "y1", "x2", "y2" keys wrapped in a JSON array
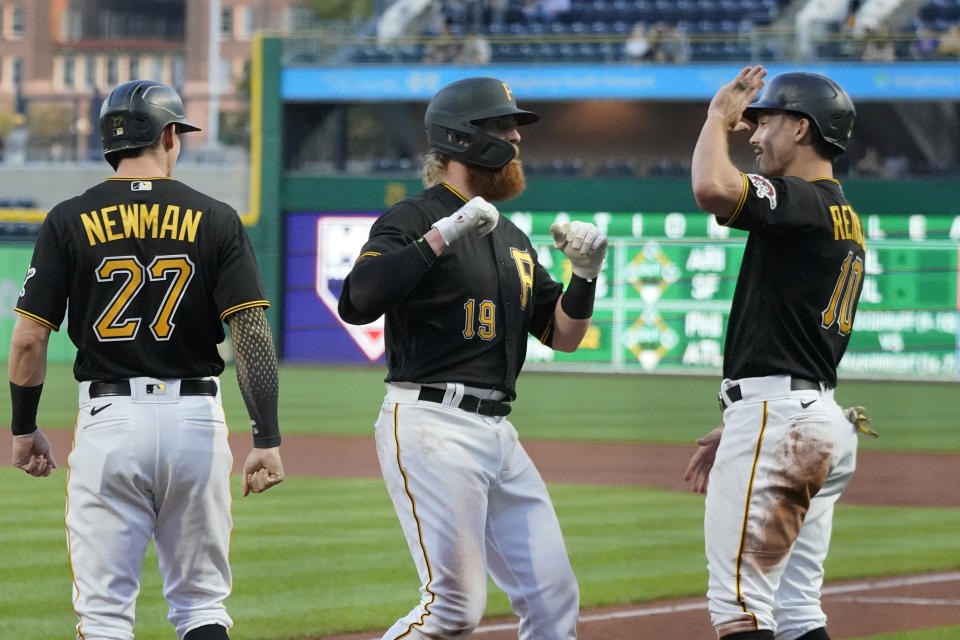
[{"x1": 282, "y1": 210, "x2": 960, "y2": 380}]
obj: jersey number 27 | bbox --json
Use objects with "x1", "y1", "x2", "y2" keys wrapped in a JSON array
[{"x1": 94, "y1": 254, "x2": 194, "y2": 342}]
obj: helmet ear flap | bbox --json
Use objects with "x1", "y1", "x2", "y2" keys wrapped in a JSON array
[{"x1": 426, "y1": 121, "x2": 517, "y2": 169}]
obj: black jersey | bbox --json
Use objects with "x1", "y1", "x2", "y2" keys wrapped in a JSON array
[
  {"x1": 15, "y1": 177, "x2": 268, "y2": 381},
  {"x1": 720, "y1": 173, "x2": 866, "y2": 388},
  {"x1": 339, "y1": 183, "x2": 562, "y2": 399}
]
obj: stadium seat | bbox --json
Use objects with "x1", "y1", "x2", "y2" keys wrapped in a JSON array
[{"x1": 491, "y1": 42, "x2": 511, "y2": 61}]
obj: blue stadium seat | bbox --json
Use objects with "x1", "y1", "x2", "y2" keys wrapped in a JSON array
[
  {"x1": 576, "y1": 42, "x2": 602, "y2": 61},
  {"x1": 535, "y1": 42, "x2": 557, "y2": 60},
  {"x1": 590, "y1": 20, "x2": 611, "y2": 33},
  {"x1": 655, "y1": 0, "x2": 681, "y2": 22},
  {"x1": 692, "y1": 41, "x2": 722, "y2": 59},
  {"x1": 555, "y1": 43, "x2": 578, "y2": 59},
  {"x1": 491, "y1": 43, "x2": 516, "y2": 61},
  {"x1": 696, "y1": 0, "x2": 724, "y2": 21}
]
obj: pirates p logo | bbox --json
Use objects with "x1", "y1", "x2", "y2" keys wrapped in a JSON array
[
  {"x1": 111, "y1": 115, "x2": 124, "y2": 127},
  {"x1": 501, "y1": 82, "x2": 513, "y2": 102}
]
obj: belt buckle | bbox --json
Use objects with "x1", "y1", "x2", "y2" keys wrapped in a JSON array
[{"x1": 717, "y1": 391, "x2": 725, "y2": 413}]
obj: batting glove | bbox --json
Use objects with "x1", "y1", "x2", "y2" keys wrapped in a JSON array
[
  {"x1": 432, "y1": 196, "x2": 499, "y2": 246},
  {"x1": 844, "y1": 405, "x2": 878, "y2": 438},
  {"x1": 550, "y1": 221, "x2": 608, "y2": 280}
]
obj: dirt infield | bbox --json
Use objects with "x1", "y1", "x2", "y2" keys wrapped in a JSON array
[{"x1": 4, "y1": 430, "x2": 959, "y2": 638}]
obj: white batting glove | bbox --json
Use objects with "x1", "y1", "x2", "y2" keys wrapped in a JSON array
[
  {"x1": 550, "y1": 221, "x2": 608, "y2": 280},
  {"x1": 432, "y1": 196, "x2": 500, "y2": 246}
]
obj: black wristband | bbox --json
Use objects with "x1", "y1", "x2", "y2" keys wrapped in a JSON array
[
  {"x1": 560, "y1": 274, "x2": 597, "y2": 320},
  {"x1": 10, "y1": 381, "x2": 42, "y2": 435}
]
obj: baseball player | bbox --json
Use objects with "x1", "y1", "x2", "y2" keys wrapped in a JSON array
[
  {"x1": 8, "y1": 80, "x2": 284, "y2": 640},
  {"x1": 685, "y1": 66, "x2": 865, "y2": 640},
  {"x1": 338, "y1": 76, "x2": 607, "y2": 640}
]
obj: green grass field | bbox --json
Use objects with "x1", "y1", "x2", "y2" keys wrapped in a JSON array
[
  {"x1": 16, "y1": 362, "x2": 960, "y2": 452},
  {"x1": 3, "y1": 471, "x2": 960, "y2": 640},
  {"x1": 2, "y1": 363, "x2": 959, "y2": 639}
]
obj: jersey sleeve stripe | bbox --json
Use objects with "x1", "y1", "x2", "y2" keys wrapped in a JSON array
[
  {"x1": 721, "y1": 173, "x2": 750, "y2": 227},
  {"x1": 13, "y1": 308, "x2": 60, "y2": 331},
  {"x1": 220, "y1": 300, "x2": 270, "y2": 321},
  {"x1": 356, "y1": 251, "x2": 381, "y2": 262},
  {"x1": 441, "y1": 183, "x2": 469, "y2": 203},
  {"x1": 537, "y1": 315, "x2": 555, "y2": 346}
]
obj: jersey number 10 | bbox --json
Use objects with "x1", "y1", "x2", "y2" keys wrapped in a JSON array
[{"x1": 820, "y1": 250, "x2": 863, "y2": 336}]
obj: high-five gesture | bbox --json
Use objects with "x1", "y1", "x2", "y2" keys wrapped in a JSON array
[
  {"x1": 550, "y1": 221, "x2": 608, "y2": 280},
  {"x1": 707, "y1": 65, "x2": 767, "y2": 133}
]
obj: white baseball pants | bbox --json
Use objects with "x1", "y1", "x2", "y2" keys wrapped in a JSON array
[
  {"x1": 66, "y1": 378, "x2": 234, "y2": 640},
  {"x1": 376, "y1": 382, "x2": 579, "y2": 640},
  {"x1": 705, "y1": 375, "x2": 858, "y2": 639}
]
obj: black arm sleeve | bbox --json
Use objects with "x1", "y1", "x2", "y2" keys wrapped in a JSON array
[
  {"x1": 227, "y1": 307, "x2": 280, "y2": 448},
  {"x1": 338, "y1": 238, "x2": 437, "y2": 325}
]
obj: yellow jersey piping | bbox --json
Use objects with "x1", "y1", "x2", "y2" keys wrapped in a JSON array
[
  {"x1": 106, "y1": 177, "x2": 173, "y2": 181},
  {"x1": 391, "y1": 403, "x2": 437, "y2": 638},
  {"x1": 220, "y1": 300, "x2": 270, "y2": 321},
  {"x1": 442, "y1": 183, "x2": 469, "y2": 203},
  {"x1": 722, "y1": 173, "x2": 750, "y2": 227},
  {"x1": 13, "y1": 308, "x2": 60, "y2": 331},
  {"x1": 734, "y1": 400, "x2": 768, "y2": 630}
]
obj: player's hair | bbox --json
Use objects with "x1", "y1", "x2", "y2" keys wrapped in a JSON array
[
  {"x1": 422, "y1": 150, "x2": 450, "y2": 187},
  {"x1": 787, "y1": 112, "x2": 843, "y2": 162},
  {"x1": 104, "y1": 132, "x2": 166, "y2": 170}
]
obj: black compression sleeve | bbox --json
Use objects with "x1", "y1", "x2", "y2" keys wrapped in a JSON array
[
  {"x1": 227, "y1": 307, "x2": 280, "y2": 448},
  {"x1": 9, "y1": 382, "x2": 42, "y2": 435},
  {"x1": 344, "y1": 239, "x2": 437, "y2": 319},
  {"x1": 559, "y1": 275, "x2": 597, "y2": 319}
]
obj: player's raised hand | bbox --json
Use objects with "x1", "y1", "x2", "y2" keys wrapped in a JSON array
[
  {"x1": 432, "y1": 196, "x2": 500, "y2": 246},
  {"x1": 550, "y1": 221, "x2": 608, "y2": 280},
  {"x1": 241, "y1": 446, "x2": 285, "y2": 496},
  {"x1": 708, "y1": 65, "x2": 767, "y2": 132},
  {"x1": 12, "y1": 429, "x2": 57, "y2": 477},
  {"x1": 684, "y1": 425, "x2": 724, "y2": 494}
]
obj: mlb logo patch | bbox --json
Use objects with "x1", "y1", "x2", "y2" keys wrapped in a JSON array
[{"x1": 131, "y1": 180, "x2": 152, "y2": 191}]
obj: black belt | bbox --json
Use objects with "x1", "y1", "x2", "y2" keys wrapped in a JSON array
[
  {"x1": 89, "y1": 379, "x2": 218, "y2": 398},
  {"x1": 417, "y1": 386, "x2": 512, "y2": 417},
  {"x1": 719, "y1": 377, "x2": 821, "y2": 411}
]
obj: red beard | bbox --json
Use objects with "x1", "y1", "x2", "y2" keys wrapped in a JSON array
[{"x1": 465, "y1": 159, "x2": 526, "y2": 202}]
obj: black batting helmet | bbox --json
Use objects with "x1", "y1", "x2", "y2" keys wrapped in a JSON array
[
  {"x1": 743, "y1": 72, "x2": 855, "y2": 153},
  {"x1": 425, "y1": 77, "x2": 539, "y2": 169},
  {"x1": 100, "y1": 80, "x2": 200, "y2": 168}
]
